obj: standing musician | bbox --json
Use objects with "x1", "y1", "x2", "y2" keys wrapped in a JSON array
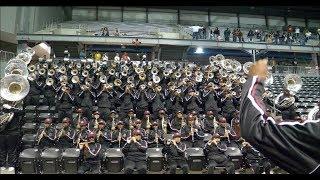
[
  {"x1": 0, "y1": 102, "x2": 24, "y2": 170},
  {"x1": 89, "y1": 111, "x2": 101, "y2": 131},
  {"x1": 122, "y1": 130, "x2": 148, "y2": 174},
  {"x1": 181, "y1": 115, "x2": 205, "y2": 148},
  {"x1": 123, "y1": 109, "x2": 136, "y2": 131},
  {"x1": 203, "y1": 110, "x2": 219, "y2": 134},
  {"x1": 276, "y1": 88, "x2": 298, "y2": 121},
  {"x1": 162, "y1": 132, "x2": 189, "y2": 174},
  {"x1": 36, "y1": 118, "x2": 57, "y2": 149},
  {"x1": 105, "y1": 110, "x2": 119, "y2": 132},
  {"x1": 24, "y1": 75, "x2": 42, "y2": 106},
  {"x1": 147, "y1": 122, "x2": 165, "y2": 148},
  {"x1": 149, "y1": 85, "x2": 166, "y2": 115},
  {"x1": 170, "y1": 89, "x2": 185, "y2": 114},
  {"x1": 74, "y1": 119, "x2": 91, "y2": 148},
  {"x1": 96, "y1": 83, "x2": 115, "y2": 120},
  {"x1": 95, "y1": 119, "x2": 111, "y2": 149},
  {"x1": 134, "y1": 84, "x2": 150, "y2": 119},
  {"x1": 56, "y1": 85, "x2": 74, "y2": 122},
  {"x1": 169, "y1": 111, "x2": 186, "y2": 133},
  {"x1": 204, "y1": 133, "x2": 235, "y2": 174},
  {"x1": 78, "y1": 85, "x2": 95, "y2": 119},
  {"x1": 185, "y1": 89, "x2": 202, "y2": 114},
  {"x1": 42, "y1": 78, "x2": 57, "y2": 106},
  {"x1": 220, "y1": 91, "x2": 237, "y2": 124},
  {"x1": 202, "y1": 83, "x2": 220, "y2": 114},
  {"x1": 56, "y1": 117, "x2": 76, "y2": 149},
  {"x1": 118, "y1": 85, "x2": 135, "y2": 119},
  {"x1": 241, "y1": 141, "x2": 271, "y2": 174},
  {"x1": 110, "y1": 121, "x2": 128, "y2": 148},
  {"x1": 78, "y1": 132, "x2": 102, "y2": 174}
]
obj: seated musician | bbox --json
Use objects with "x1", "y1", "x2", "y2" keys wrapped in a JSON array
[
  {"x1": 74, "y1": 119, "x2": 91, "y2": 148},
  {"x1": 147, "y1": 122, "x2": 165, "y2": 148},
  {"x1": 36, "y1": 118, "x2": 56, "y2": 149},
  {"x1": 181, "y1": 115, "x2": 205, "y2": 148},
  {"x1": 162, "y1": 132, "x2": 189, "y2": 174},
  {"x1": 56, "y1": 117, "x2": 76, "y2": 149},
  {"x1": 169, "y1": 111, "x2": 185, "y2": 133},
  {"x1": 105, "y1": 110, "x2": 119, "y2": 132},
  {"x1": 204, "y1": 133, "x2": 235, "y2": 174},
  {"x1": 123, "y1": 109, "x2": 136, "y2": 130},
  {"x1": 276, "y1": 88, "x2": 299, "y2": 121},
  {"x1": 95, "y1": 119, "x2": 111, "y2": 149},
  {"x1": 141, "y1": 111, "x2": 154, "y2": 132},
  {"x1": 215, "y1": 117, "x2": 237, "y2": 147},
  {"x1": 73, "y1": 108, "x2": 84, "y2": 129},
  {"x1": 241, "y1": 141, "x2": 271, "y2": 174},
  {"x1": 88, "y1": 111, "x2": 101, "y2": 131},
  {"x1": 78, "y1": 132, "x2": 102, "y2": 174},
  {"x1": 131, "y1": 119, "x2": 147, "y2": 140},
  {"x1": 156, "y1": 109, "x2": 169, "y2": 134},
  {"x1": 203, "y1": 111, "x2": 219, "y2": 134},
  {"x1": 110, "y1": 121, "x2": 129, "y2": 148},
  {"x1": 122, "y1": 130, "x2": 148, "y2": 174}
]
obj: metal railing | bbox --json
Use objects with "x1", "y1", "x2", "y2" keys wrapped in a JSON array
[
  {"x1": 0, "y1": 50, "x2": 16, "y2": 78},
  {"x1": 272, "y1": 65, "x2": 319, "y2": 76}
]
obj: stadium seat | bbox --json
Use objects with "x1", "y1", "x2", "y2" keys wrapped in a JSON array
[
  {"x1": 22, "y1": 123, "x2": 38, "y2": 134},
  {"x1": 37, "y1": 106, "x2": 50, "y2": 113},
  {"x1": 104, "y1": 148, "x2": 124, "y2": 173},
  {"x1": 146, "y1": 148, "x2": 164, "y2": 172},
  {"x1": 225, "y1": 147, "x2": 243, "y2": 169},
  {"x1": 40, "y1": 148, "x2": 62, "y2": 174},
  {"x1": 38, "y1": 113, "x2": 52, "y2": 122},
  {"x1": 185, "y1": 148, "x2": 205, "y2": 171},
  {"x1": 19, "y1": 148, "x2": 40, "y2": 174},
  {"x1": 24, "y1": 106, "x2": 37, "y2": 113},
  {"x1": 61, "y1": 148, "x2": 80, "y2": 174},
  {"x1": 21, "y1": 134, "x2": 37, "y2": 150},
  {"x1": 24, "y1": 113, "x2": 37, "y2": 123}
]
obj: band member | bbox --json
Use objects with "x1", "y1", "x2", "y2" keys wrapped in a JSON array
[
  {"x1": 156, "y1": 109, "x2": 169, "y2": 134},
  {"x1": 105, "y1": 110, "x2": 119, "y2": 131},
  {"x1": 169, "y1": 111, "x2": 185, "y2": 133},
  {"x1": 24, "y1": 75, "x2": 42, "y2": 106},
  {"x1": 185, "y1": 89, "x2": 202, "y2": 114},
  {"x1": 0, "y1": 102, "x2": 24, "y2": 169},
  {"x1": 241, "y1": 141, "x2": 271, "y2": 174},
  {"x1": 131, "y1": 119, "x2": 147, "y2": 139},
  {"x1": 149, "y1": 85, "x2": 166, "y2": 115},
  {"x1": 204, "y1": 133, "x2": 235, "y2": 174},
  {"x1": 73, "y1": 108, "x2": 84, "y2": 129},
  {"x1": 110, "y1": 121, "x2": 128, "y2": 148},
  {"x1": 181, "y1": 115, "x2": 205, "y2": 148},
  {"x1": 123, "y1": 109, "x2": 136, "y2": 130},
  {"x1": 56, "y1": 86, "x2": 74, "y2": 122},
  {"x1": 36, "y1": 118, "x2": 57, "y2": 149},
  {"x1": 78, "y1": 132, "x2": 102, "y2": 174},
  {"x1": 74, "y1": 119, "x2": 91, "y2": 148},
  {"x1": 95, "y1": 120, "x2": 111, "y2": 149},
  {"x1": 162, "y1": 133, "x2": 189, "y2": 174},
  {"x1": 56, "y1": 117, "x2": 76, "y2": 149},
  {"x1": 276, "y1": 88, "x2": 298, "y2": 121},
  {"x1": 203, "y1": 111, "x2": 219, "y2": 134},
  {"x1": 215, "y1": 117, "x2": 237, "y2": 146},
  {"x1": 78, "y1": 85, "x2": 96, "y2": 119},
  {"x1": 118, "y1": 86, "x2": 135, "y2": 119},
  {"x1": 42, "y1": 80, "x2": 57, "y2": 106},
  {"x1": 96, "y1": 83, "x2": 115, "y2": 120},
  {"x1": 89, "y1": 111, "x2": 101, "y2": 131},
  {"x1": 220, "y1": 92, "x2": 237, "y2": 124},
  {"x1": 147, "y1": 122, "x2": 165, "y2": 148},
  {"x1": 122, "y1": 130, "x2": 148, "y2": 174},
  {"x1": 202, "y1": 84, "x2": 220, "y2": 113},
  {"x1": 135, "y1": 84, "x2": 150, "y2": 119},
  {"x1": 170, "y1": 89, "x2": 184, "y2": 114},
  {"x1": 141, "y1": 111, "x2": 154, "y2": 132}
]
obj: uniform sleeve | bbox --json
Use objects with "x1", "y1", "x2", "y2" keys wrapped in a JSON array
[{"x1": 240, "y1": 76, "x2": 320, "y2": 174}]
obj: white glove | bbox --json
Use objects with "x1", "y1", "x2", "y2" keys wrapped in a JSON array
[{"x1": 3, "y1": 104, "x2": 12, "y2": 109}]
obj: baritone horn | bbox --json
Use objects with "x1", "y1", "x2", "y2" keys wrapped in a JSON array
[{"x1": 0, "y1": 74, "x2": 30, "y2": 102}]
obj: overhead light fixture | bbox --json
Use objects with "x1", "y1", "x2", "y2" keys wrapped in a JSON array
[{"x1": 195, "y1": 47, "x2": 204, "y2": 54}]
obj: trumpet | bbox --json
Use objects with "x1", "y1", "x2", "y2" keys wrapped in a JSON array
[
  {"x1": 71, "y1": 76, "x2": 80, "y2": 84},
  {"x1": 28, "y1": 65, "x2": 36, "y2": 72},
  {"x1": 48, "y1": 69, "x2": 55, "y2": 76},
  {"x1": 108, "y1": 68, "x2": 115, "y2": 75},
  {"x1": 161, "y1": 116, "x2": 167, "y2": 135},
  {"x1": 37, "y1": 127, "x2": 47, "y2": 145},
  {"x1": 99, "y1": 75, "x2": 107, "y2": 83},
  {"x1": 71, "y1": 69, "x2": 78, "y2": 76},
  {"x1": 114, "y1": 79, "x2": 122, "y2": 87},
  {"x1": 151, "y1": 67, "x2": 159, "y2": 75},
  {"x1": 82, "y1": 70, "x2": 89, "y2": 77},
  {"x1": 46, "y1": 78, "x2": 54, "y2": 86},
  {"x1": 42, "y1": 63, "x2": 48, "y2": 69},
  {"x1": 39, "y1": 68, "x2": 46, "y2": 75},
  {"x1": 139, "y1": 73, "x2": 146, "y2": 81}
]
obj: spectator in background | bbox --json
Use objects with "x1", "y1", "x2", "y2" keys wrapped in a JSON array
[
  {"x1": 102, "y1": 27, "x2": 109, "y2": 36},
  {"x1": 114, "y1": 28, "x2": 120, "y2": 37},
  {"x1": 304, "y1": 28, "x2": 312, "y2": 43},
  {"x1": 247, "y1": 29, "x2": 254, "y2": 42},
  {"x1": 224, "y1": 28, "x2": 231, "y2": 42},
  {"x1": 317, "y1": 28, "x2": 320, "y2": 40},
  {"x1": 232, "y1": 28, "x2": 237, "y2": 42},
  {"x1": 192, "y1": 25, "x2": 201, "y2": 40},
  {"x1": 279, "y1": 32, "x2": 285, "y2": 45},
  {"x1": 294, "y1": 27, "x2": 300, "y2": 42},
  {"x1": 213, "y1": 27, "x2": 220, "y2": 41},
  {"x1": 274, "y1": 31, "x2": 280, "y2": 44},
  {"x1": 238, "y1": 29, "x2": 244, "y2": 42},
  {"x1": 79, "y1": 48, "x2": 86, "y2": 59}
]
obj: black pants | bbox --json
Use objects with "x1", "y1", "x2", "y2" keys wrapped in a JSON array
[
  {"x1": 167, "y1": 159, "x2": 189, "y2": 174},
  {"x1": 58, "y1": 108, "x2": 73, "y2": 122},
  {"x1": 148, "y1": 143, "x2": 164, "y2": 148},
  {"x1": 248, "y1": 159, "x2": 271, "y2": 174},
  {"x1": 207, "y1": 158, "x2": 235, "y2": 174},
  {"x1": 0, "y1": 134, "x2": 21, "y2": 168},
  {"x1": 124, "y1": 159, "x2": 147, "y2": 174},
  {"x1": 78, "y1": 161, "x2": 101, "y2": 174}
]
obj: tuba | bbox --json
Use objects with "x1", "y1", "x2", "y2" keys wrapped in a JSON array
[
  {"x1": 5, "y1": 59, "x2": 29, "y2": 79},
  {"x1": 0, "y1": 74, "x2": 30, "y2": 102}
]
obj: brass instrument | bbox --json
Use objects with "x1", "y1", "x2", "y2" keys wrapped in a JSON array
[
  {"x1": 97, "y1": 129, "x2": 103, "y2": 140},
  {"x1": 146, "y1": 116, "x2": 151, "y2": 129},
  {"x1": 37, "y1": 127, "x2": 47, "y2": 145},
  {"x1": 284, "y1": 74, "x2": 302, "y2": 93},
  {"x1": 207, "y1": 72, "x2": 214, "y2": 79},
  {"x1": 108, "y1": 68, "x2": 115, "y2": 76},
  {"x1": 71, "y1": 76, "x2": 80, "y2": 84},
  {"x1": 174, "y1": 71, "x2": 181, "y2": 79},
  {"x1": 151, "y1": 67, "x2": 159, "y2": 75},
  {"x1": 153, "y1": 75, "x2": 161, "y2": 84},
  {"x1": 114, "y1": 79, "x2": 122, "y2": 87},
  {"x1": 243, "y1": 62, "x2": 253, "y2": 74},
  {"x1": 185, "y1": 70, "x2": 192, "y2": 77},
  {"x1": 118, "y1": 129, "x2": 122, "y2": 148},
  {"x1": 46, "y1": 78, "x2": 54, "y2": 86},
  {"x1": 39, "y1": 68, "x2": 46, "y2": 76},
  {"x1": 85, "y1": 64, "x2": 91, "y2": 70},
  {"x1": 215, "y1": 54, "x2": 225, "y2": 60},
  {"x1": 0, "y1": 74, "x2": 30, "y2": 102},
  {"x1": 191, "y1": 124, "x2": 195, "y2": 142},
  {"x1": 59, "y1": 75, "x2": 68, "y2": 82},
  {"x1": 59, "y1": 66, "x2": 67, "y2": 74},
  {"x1": 163, "y1": 69, "x2": 171, "y2": 77},
  {"x1": 161, "y1": 116, "x2": 167, "y2": 135},
  {"x1": 68, "y1": 63, "x2": 74, "y2": 69},
  {"x1": 240, "y1": 77, "x2": 246, "y2": 84},
  {"x1": 71, "y1": 69, "x2": 78, "y2": 76},
  {"x1": 195, "y1": 76, "x2": 202, "y2": 82},
  {"x1": 111, "y1": 117, "x2": 116, "y2": 131},
  {"x1": 76, "y1": 63, "x2": 82, "y2": 69},
  {"x1": 28, "y1": 65, "x2": 36, "y2": 72},
  {"x1": 42, "y1": 63, "x2": 48, "y2": 69},
  {"x1": 16, "y1": 52, "x2": 32, "y2": 65},
  {"x1": 82, "y1": 70, "x2": 89, "y2": 77},
  {"x1": 57, "y1": 128, "x2": 65, "y2": 140},
  {"x1": 99, "y1": 75, "x2": 107, "y2": 83},
  {"x1": 121, "y1": 70, "x2": 128, "y2": 77},
  {"x1": 308, "y1": 106, "x2": 319, "y2": 120},
  {"x1": 48, "y1": 69, "x2": 55, "y2": 76},
  {"x1": 139, "y1": 73, "x2": 146, "y2": 81},
  {"x1": 5, "y1": 59, "x2": 29, "y2": 78}
]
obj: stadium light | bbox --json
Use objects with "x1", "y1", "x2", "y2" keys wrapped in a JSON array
[{"x1": 195, "y1": 47, "x2": 204, "y2": 54}]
